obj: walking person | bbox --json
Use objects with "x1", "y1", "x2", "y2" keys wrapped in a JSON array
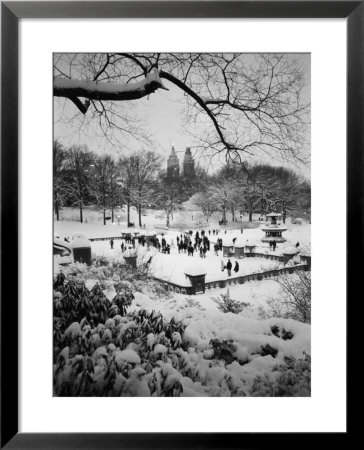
[
  {"x1": 203, "y1": 246, "x2": 207, "y2": 258},
  {"x1": 226, "y1": 259, "x2": 232, "y2": 277},
  {"x1": 110, "y1": 239, "x2": 114, "y2": 249},
  {"x1": 234, "y1": 261, "x2": 239, "y2": 274}
]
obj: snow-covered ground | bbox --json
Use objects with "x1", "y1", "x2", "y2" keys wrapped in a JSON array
[
  {"x1": 55, "y1": 213, "x2": 310, "y2": 316},
  {"x1": 133, "y1": 279, "x2": 281, "y2": 318},
  {"x1": 55, "y1": 215, "x2": 310, "y2": 286},
  {"x1": 54, "y1": 210, "x2": 311, "y2": 396}
]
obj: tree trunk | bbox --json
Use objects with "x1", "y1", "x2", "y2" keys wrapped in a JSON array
[
  {"x1": 138, "y1": 204, "x2": 142, "y2": 227},
  {"x1": 103, "y1": 208, "x2": 106, "y2": 226},
  {"x1": 166, "y1": 212, "x2": 170, "y2": 227},
  {"x1": 231, "y1": 204, "x2": 235, "y2": 222},
  {"x1": 55, "y1": 200, "x2": 60, "y2": 221},
  {"x1": 111, "y1": 204, "x2": 114, "y2": 223},
  {"x1": 127, "y1": 200, "x2": 130, "y2": 227},
  {"x1": 249, "y1": 211, "x2": 253, "y2": 222},
  {"x1": 79, "y1": 200, "x2": 83, "y2": 223},
  {"x1": 222, "y1": 205, "x2": 226, "y2": 223}
]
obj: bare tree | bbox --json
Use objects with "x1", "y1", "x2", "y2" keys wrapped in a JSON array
[
  {"x1": 209, "y1": 181, "x2": 237, "y2": 224},
  {"x1": 92, "y1": 155, "x2": 117, "y2": 225},
  {"x1": 130, "y1": 151, "x2": 161, "y2": 227},
  {"x1": 265, "y1": 168, "x2": 303, "y2": 223},
  {"x1": 54, "y1": 53, "x2": 310, "y2": 166},
  {"x1": 191, "y1": 192, "x2": 217, "y2": 222},
  {"x1": 117, "y1": 156, "x2": 135, "y2": 227},
  {"x1": 259, "y1": 271, "x2": 311, "y2": 324},
  {"x1": 154, "y1": 178, "x2": 184, "y2": 227},
  {"x1": 65, "y1": 145, "x2": 93, "y2": 223},
  {"x1": 53, "y1": 140, "x2": 72, "y2": 221}
]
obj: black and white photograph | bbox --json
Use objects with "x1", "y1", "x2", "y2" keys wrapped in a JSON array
[{"x1": 53, "y1": 52, "x2": 311, "y2": 397}]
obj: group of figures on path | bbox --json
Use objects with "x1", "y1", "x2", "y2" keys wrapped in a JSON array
[
  {"x1": 177, "y1": 230, "x2": 211, "y2": 258},
  {"x1": 221, "y1": 259, "x2": 239, "y2": 277}
]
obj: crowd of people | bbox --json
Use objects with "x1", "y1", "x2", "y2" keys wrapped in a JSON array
[
  {"x1": 105, "y1": 227, "x2": 294, "y2": 279},
  {"x1": 176, "y1": 230, "x2": 212, "y2": 258}
]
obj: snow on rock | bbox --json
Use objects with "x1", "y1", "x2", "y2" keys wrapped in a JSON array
[
  {"x1": 70, "y1": 232, "x2": 91, "y2": 248},
  {"x1": 222, "y1": 238, "x2": 235, "y2": 247},
  {"x1": 184, "y1": 262, "x2": 207, "y2": 276}
]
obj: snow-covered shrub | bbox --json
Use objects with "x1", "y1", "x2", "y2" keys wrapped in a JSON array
[
  {"x1": 259, "y1": 271, "x2": 311, "y2": 324},
  {"x1": 210, "y1": 339, "x2": 236, "y2": 364},
  {"x1": 53, "y1": 277, "x2": 135, "y2": 338},
  {"x1": 250, "y1": 353, "x2": 311, "y2": 397},
  {"x1": 185, "y1": 298, "x2": 206, "y2": 310},
  {"x1": 144, "y1": 279, "x2": 173, "y2": 299},
  {"x1": 270, "y1": 325, "x2": 294, "y2": 340},
  {"x1": 54, "y1": 308, "x2": 189, "y2": 396},
  {"x1": 212, "y1": 289, "x2": 250, "y2": 314},
  {"x1": 259, "y1": 344, "x2": 278, "y2": 358}
]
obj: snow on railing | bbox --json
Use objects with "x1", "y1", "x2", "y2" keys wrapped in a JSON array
[{"x1": 151, "y1": 263, "x2": 309, "y2": 295}]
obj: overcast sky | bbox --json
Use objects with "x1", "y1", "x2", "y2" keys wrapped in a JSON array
[{"x1": 54, "y1": 53, "x2": 310, "y2": 177}]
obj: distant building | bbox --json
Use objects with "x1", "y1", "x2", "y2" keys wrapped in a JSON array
[
  {"x1": 182, "y1": 147, "x2": 195, "y2": 179},
  {"x1": 166, "y1": 145, "x2": 195, "y2": 181},
  {"x1": 167, "y1": 145, "x2": 180, "y2": 179}
]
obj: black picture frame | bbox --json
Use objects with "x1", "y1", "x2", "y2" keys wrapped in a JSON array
[{"x1": 1, "y1": 1, "x2": 358, "y2": 448}]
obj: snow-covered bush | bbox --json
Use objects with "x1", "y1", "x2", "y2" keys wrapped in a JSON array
[
  {"x1": 250, "y1": 353, "x2": 311, "y2": 397},
  {"x1": 259, "y1": 271, "x2": 311, "y2": 323},
  {"x1": 53, "y1": 277, "x2": 135, "y2": 339},
  {"x1": 185, "y1": 297, "x2": 206, "y2": 310},
  {"x1": 53, "y1": 267, "x2": 310, "y2": 397},
  {"x1": 62, "y1": 258, "x2": 149, "y2": 290},
  {"x1": 212, "y1": 289, "x2": 250, "y2": 314},
  {"x1": 54, "y1": 308, "x2": 188, "y2": 396},
  {"x1": 210, "y1": 339, "x2": 236, "y2": 364},
  {"x1": 54, "y1": 304, "x2": 311, "y2": 397}
]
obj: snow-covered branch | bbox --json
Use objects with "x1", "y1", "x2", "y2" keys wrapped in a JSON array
[{"x1": 54, "y1": 70, "x2": 168, "y2": 113}]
